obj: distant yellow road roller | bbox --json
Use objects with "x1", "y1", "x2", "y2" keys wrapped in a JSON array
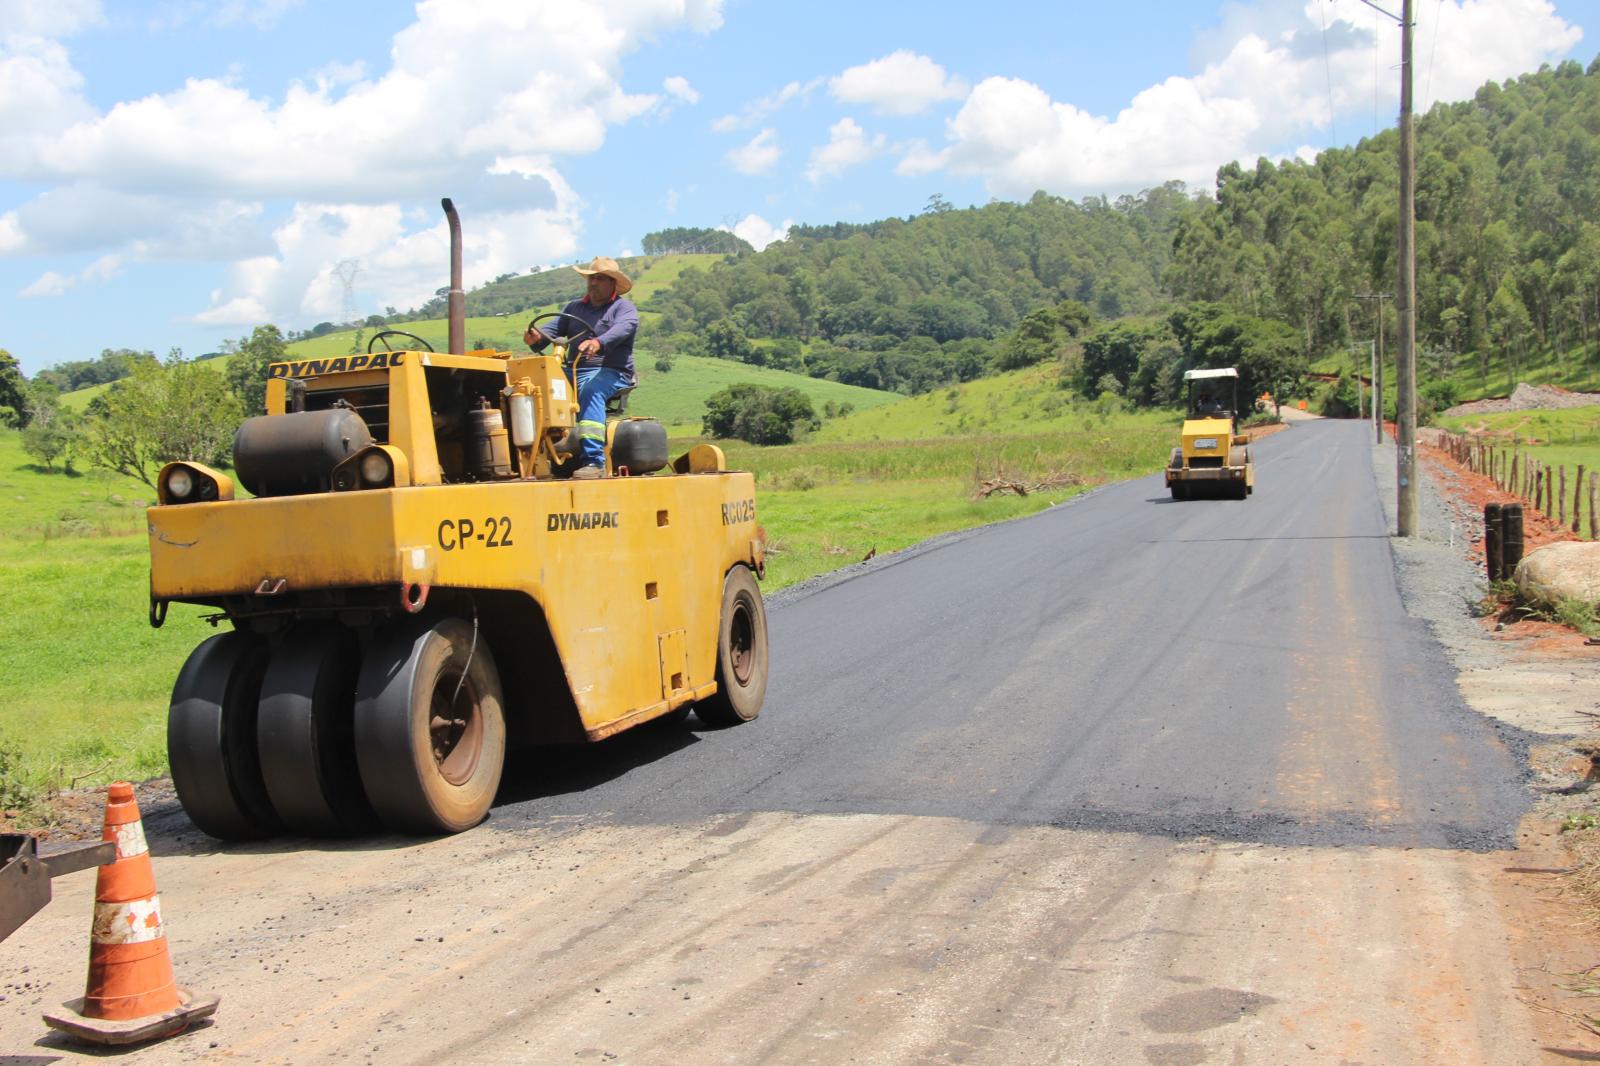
[
  {"x1": 1165, "y1": 367, "x2": 1254, "y2": 501},
  {"x1": 148, "y1": 200, "x2": 768, "y2": 838}
]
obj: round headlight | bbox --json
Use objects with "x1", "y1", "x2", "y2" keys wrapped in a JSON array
[
  {"x1": 360, "y1": 451, "x2": 392, "y2": 485},
  {"x1": 166, "y1": 467, "x2": 194, "y2": 499}
]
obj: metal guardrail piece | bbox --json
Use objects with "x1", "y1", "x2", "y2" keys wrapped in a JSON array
[{"x1": 1, "y1": 834, "x2": 116, "y2": 943}]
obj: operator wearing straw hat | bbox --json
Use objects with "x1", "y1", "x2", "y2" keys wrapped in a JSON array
[{"x1": 523, "y1": 256, "x2": 639, "y2": 479}]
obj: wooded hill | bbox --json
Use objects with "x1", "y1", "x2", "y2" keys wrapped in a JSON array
[
  {"x1": 1169, "y1": 57, "x2": 1600, "y2": 384},
  {"x1": 617, "y1": 59, "x2": 1600, "y2": 402}
]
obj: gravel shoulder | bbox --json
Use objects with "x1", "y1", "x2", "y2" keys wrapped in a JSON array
[{"x1": 1374, "y1": 435, "x2": 1600, "y2": 740}]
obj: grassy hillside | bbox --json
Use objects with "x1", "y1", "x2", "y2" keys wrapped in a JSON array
[
  {"x1": 0, "y1": 428, "x2": 153, "y2": 536},
  {"x1": 631, "y1": 356, "x2": 897, "y2": 430},
  {"x1": 810, "y1": 363, "x2": 1175, "y2": 442}
]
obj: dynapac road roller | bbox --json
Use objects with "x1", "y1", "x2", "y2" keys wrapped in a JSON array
[
  {"x1": 1165, "y1": 367, "x2": 1253, "y2": 501},
  {"x1": 147, "y1": 200, "x2": 768, "y2": 839}
]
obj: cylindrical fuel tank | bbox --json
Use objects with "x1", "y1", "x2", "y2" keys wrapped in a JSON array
[
  {"x1": 233, "y1": 409, "x2": 374, "y2": 497},
  {"x1": 468, "y1": 401, "x2": 512, "y2": 480},
  {"x1": 611, "y1": 418, "x2": 668, "y2": 475}
]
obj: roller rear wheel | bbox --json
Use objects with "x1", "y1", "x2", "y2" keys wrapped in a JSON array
[
  {"x1": 258, "y1": 624, "x2": 377, "y2": 836},
  {"x1": 168, "y1": 632, "x2": 282, "y2": 841},
  {"x1": 695, "y1": 567, "x2": 769, "y2": 727},
  {"x1": 354, "y1": 618, "x2": 506, "y2": 835}
]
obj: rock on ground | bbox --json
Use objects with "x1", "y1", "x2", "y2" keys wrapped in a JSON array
[{"x1": 1514, "y1": 540, "x2": 1600, "y2": 610}]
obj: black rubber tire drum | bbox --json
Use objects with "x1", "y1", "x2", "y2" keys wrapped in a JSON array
[
  {"x1": 168, "y1": 632, "x2": 282, "y2": 841},
  {"x1": 257, "y1": 624, "x2": 378, "y2": 836},
  {"x1": 354, "y1": 617, "x2": 506, "y2": 835},
  {"x1": 695, "y1": 566, "x2": 769, "y2": 726}
]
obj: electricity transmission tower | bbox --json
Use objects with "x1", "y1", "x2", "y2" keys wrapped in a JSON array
[{"x1": 333, "y1": 259, "x2": 361, "y2": 326}]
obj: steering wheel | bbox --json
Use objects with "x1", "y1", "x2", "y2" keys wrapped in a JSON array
[
  {"x1": 526, "y1": 312, "x2": 595, "y2": 348},
  {"x1": 368, "y1": 330, "x2": 435, "y2": 353}
]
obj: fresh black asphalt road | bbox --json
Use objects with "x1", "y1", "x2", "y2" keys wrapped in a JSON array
[{"x1": 502, "y1": 418, "x2": 1529, "y2": 850}]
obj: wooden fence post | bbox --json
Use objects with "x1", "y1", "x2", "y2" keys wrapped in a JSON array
[
  {"x1": 1590, "y1": 472, "x2": 1598, "y2": 541},
  {"x1": 1576, "y1": 465, "x2": 1586, "y2": 534},
  {"x1": 1560, "y1": 466, "x2": 1568, "y2": 526}
]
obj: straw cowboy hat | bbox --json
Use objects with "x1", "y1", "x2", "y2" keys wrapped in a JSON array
[{"x1": 575, "y1": 256, "x2": 632, "y2": 296}]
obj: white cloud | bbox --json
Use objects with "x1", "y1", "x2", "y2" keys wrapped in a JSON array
[
  {"x1": 191, "y1": 294, "x2": 270, "y2": 326},
  {"x1": 711, "y1": 77, "x2": 822, "y2": 132},
  {"x1": 829, "y1": 50, "x2": 967, "y2": 116},
  {"x1": 0, "y1": 0, "x2": 103, "y2": 37},
  {"x1": 894, "y1": 139, "x2": 944, "y2": 177},
  {"x1": 0, "y1": 212, "x2": 22, "y2": 254},
  {"x1": 146, "y1": 0, "x2": 306, "y2": 32},
  {"x1": 20, "y1": 270, "x2": 74, "y2": 298},
  {"x1": 212, "y1": 0, "x2": 305, "y2": 30},
  {"x1": 663, "y1": 75, "x2": 698, "y2": 104},
  {"x1": 0, "y1": 0, "x2": 725, "y2": 326},
  {"x1": 909, "y1": 0, "x2": 1581, "y2": 199},
  {"x1": 727, "y1": 128, "x2": 780, "y2": 176},
  {"x1": 722, "y1": 214, "x2": 790, "y2": 252},
  {"x1": 309, "y1": 59, "x2": 366, "y2": 92},
  {"x1": 807, "y1": 117, "x2": 884, "y2": 183}
]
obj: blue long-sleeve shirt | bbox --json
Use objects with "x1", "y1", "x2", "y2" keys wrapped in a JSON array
[{"x1": 535, "y1": 296, "x2": 638, "y2": 380}]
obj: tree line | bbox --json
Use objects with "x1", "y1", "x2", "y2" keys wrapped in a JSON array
[{"x1": 2, "y1": 327, "x2": 287, "y2": 485}]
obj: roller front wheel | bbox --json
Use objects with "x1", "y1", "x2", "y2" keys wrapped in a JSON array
[{"x1": 695, "y1": 566, "x2": 769, "y2": 727}]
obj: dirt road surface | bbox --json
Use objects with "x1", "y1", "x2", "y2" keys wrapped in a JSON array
[{"x1": 6, "y1": 418, "x2": 1599, "y2": 1064}]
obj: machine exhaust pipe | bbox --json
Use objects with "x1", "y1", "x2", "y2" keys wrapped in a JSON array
[{"x1": 441, "y1": 198, "x2": 465, "y2": 356}]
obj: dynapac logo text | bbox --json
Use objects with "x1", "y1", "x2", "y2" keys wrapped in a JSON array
[
  {"x1": 547, "y1": 511, "x2": 619, "y2": 532},
  {"x1": 267, "y1": 352, "x2": 406, "y2": 378}
]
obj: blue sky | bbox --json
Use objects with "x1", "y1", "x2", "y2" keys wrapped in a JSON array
[{"x1": 2, "y1": 0, "x2": 1597, "y2": 375}]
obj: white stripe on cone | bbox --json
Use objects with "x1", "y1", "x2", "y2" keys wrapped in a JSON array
[
  {"x1": 91, "y1": 897, "x2": 164, "y2": 945},
  {"x1": 111, "y1": 821, "x2": 148, "y2": 860}
]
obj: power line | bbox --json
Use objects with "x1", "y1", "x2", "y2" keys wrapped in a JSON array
[
  {"x1": 1317, "y1": 0, "x2": 1338, "y2": 147},
  {"x1": 1423, "y1": 0, "x2": 1444, "y2": 111}
]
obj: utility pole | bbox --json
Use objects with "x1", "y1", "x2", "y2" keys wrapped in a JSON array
[
  {"x1": 1369, "y1": 340, "x2": 1377, "y2": 437},
  {"x1": 1358, "y1": 0, "x2": 1419, "y2": 536},
  {"x1": 1353, "y1": 292, "x2": 1391, "y2": 445},
  {"x1": 1348, "y1": 343, "x2": 1367, "y2": 420},
  {"x1": 1395, "y1": 0, "x2": 1418, "y2": 537}
]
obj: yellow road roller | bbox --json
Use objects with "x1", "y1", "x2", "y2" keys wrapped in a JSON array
[
  {"x1": 1165, "y1": 367, "x2": 1253, "y2": 501},
  {"x1": 148, "y1": 200, "x2": 768, "y2": 838}
]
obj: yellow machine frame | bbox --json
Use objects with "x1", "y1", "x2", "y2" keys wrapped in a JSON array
[{"x1": 146, "y1": 199, "x2": 767, "y2": 840}]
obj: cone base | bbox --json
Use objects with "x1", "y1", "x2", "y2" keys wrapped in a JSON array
[{"x1": 43, "y1": 986, "x2": 220, "y2": 1047}]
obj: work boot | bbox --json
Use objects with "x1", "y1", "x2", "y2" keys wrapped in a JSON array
[{"x1": 571, "y1": 465, "x2": 604, "y2": 480}]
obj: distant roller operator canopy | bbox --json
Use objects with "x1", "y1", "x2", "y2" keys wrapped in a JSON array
[{"x1": 1182, "y1": 368, "x2": 1239, "y2": 381}]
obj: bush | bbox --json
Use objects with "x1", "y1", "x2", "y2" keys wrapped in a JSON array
[
  {"x1": 1316, "y1": 374, "x2": 1359, "y2": 418},
  {"x1": 654, "y1": 354, "x2": 675, "y2": 373},
  {"x1": 702, "y1": 384, "x2": 818, "y2": 445}
]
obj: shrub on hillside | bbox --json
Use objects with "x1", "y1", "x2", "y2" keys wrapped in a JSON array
[
  {"x1": 702, "y1": 383, "x2": 818, "y2": 445},
  {"x1": 83, "y1": 354, "x2": 241, "y2": 488}
]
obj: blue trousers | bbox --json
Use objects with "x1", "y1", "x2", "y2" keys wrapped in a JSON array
[{"x1": 575, "y1": 366, "x2": 630, "y2": 468}]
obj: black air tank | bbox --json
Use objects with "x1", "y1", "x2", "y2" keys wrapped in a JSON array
[{"x1": 233, "y1": 409, "x2": 374, "y2": 497}]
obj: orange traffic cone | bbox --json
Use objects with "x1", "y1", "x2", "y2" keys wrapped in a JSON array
[{"x1": 43, "y1": 782, "x2": 219, "y2": 1046}]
